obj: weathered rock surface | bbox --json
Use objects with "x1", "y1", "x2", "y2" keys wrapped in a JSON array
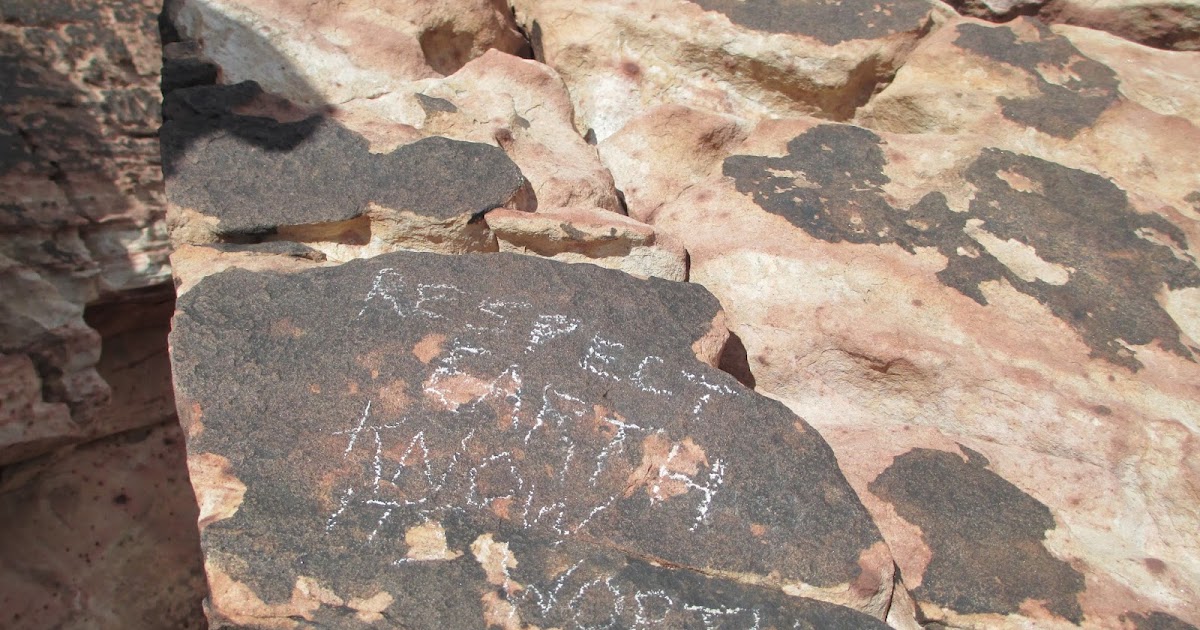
[
  {"x1": 510, "y1": 0, "x2": 944, "y2": 141},
  {"x1": 856, "y1": 17, "x2": 1200, "y2": 233},
  {"x1": 947, "y1": 0, "x2": 1200, "y2": 51},
  {"x1": 170, "y1": 250, "x2": 895, "y2": 627},
  {"x1": 158, "y1": 0, "x2": 1200, "y2": 628},
  {"x1": 1, "y1": 0, "x2": 172, "y2": 463},
  {"x1": 600, "y1": 107, "x2": 1200, "y2": 627},
  {"x1": 0, "y1": 420, "x2": 207, "y2": 629},
  {"x1": 161, "y1": 0, "x2": 687, "y2": 278}
]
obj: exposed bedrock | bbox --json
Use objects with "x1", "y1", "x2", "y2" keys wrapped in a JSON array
[
  {"x1": 1, "y1": 0, "x2": 207, "y2": 627},
  {"x1": 51, "y1": 0, "x2": 1198, "y2": 628},
  {"x1": 945, "y1": 0, "x2": 1200, "y2": 51}
]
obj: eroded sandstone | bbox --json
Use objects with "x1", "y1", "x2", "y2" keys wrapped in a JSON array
[
  {"x1": 600, "y1": 107, "x2": 1200, "y2": 627},
  {"x1": 153, "y1": 0, "x2": 1200, "y2": 628}
]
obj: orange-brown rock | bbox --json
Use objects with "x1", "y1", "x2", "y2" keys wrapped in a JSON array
[{"x1": 0, "y1": 421, "x2": 206, "y2": 629}]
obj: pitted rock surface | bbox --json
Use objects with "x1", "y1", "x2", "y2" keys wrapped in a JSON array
[
  {"x1": 723, "y1": 123, "x2": 1200, "y2": 370},
  {"x1": 162, "y1": 83, "x2": 527, "y2": 238},
  {"x1": 170, "y1": 250, "x2": 893, "y2": 627},
  {"x1": 868, "y1": 447, "x2": 1085, "y2": 622},
  {"x1": 1, "y1": 0, "x2": 172, "y2": 465}
]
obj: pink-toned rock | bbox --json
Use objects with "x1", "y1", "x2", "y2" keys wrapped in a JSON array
[
  {"x1": 949, "y1": 0, "x2": 1200, "y2": 51},
  {"x1": 488, "y1": 207, "x2": 687, "y2": 281},
  {"x1": 166, "y1": 0, "x2": 620, "y2": 217},
  {"x1": 510, "y1": 0, "x2": 946, "y2": 141},
  {"x1": 159, "y1": 2, "x2": 692, "y2": 288},
  {"x1": 857, "y1": 17, "x2": 1200, "y2": 226},
  {"x1": 0, "y1": 0, "x2": 172, "y2": 463},
  {"x1": 166, "y1": 0, "x2": 527, "y2": 103},
  {"x1": 600, "y1": 109, "x2": 1200, "y2": 627},
  {"x1": 0, "y1": 421, "x2": 207, "y2": 629}
]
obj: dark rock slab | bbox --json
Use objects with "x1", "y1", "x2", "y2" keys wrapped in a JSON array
[
  {"x1": 868, "y1": 447, "x2": 1085, "y2": 623},
  {"x1": 690, "y1": 0, "x2": 934, "y2": 45},
  {"x1": 161, "y1": 82, "x2": 526, "y2": 238},
  {"x1": 170, "y1": 250, "x2": 892, "y2": 628}
]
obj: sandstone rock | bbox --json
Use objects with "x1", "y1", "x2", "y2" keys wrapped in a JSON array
[
  {"x1": 159, "y1": 15, "x2": 687, "y2": 279},
  {"x1": 162, "y1": 81, "x2": 529, "y2": 256},
  {"x1": 169, "y1": 250, "x2": 898, "y2": 627},
  {"x1": 164, "y1": 0, "x2": 528, "y2": 104},
  {"x1": 161, "y1": 1, "x2": 658, "y2": 272},
  {"x1": 164, "y1": 0, "x2": 622, "y2": 219},
  {"x1": 0, "y1": 421, "x2": 207, "y2": 629},
  {"x1": 488, "y1": 207, "x2": 688, "y2": 281},
  {"x1": 600, "y1": 109, "x2": 1200, "y2": 627},
  {"x1": 0, "y1": 0, "x2": 172, "y2": 463},
  {"x1": 948, "y1": 0, "x2": 1200, "y2": 51},
  {"x1": 510, "y1": 0, "x2": 944, "y2": 141},
  {"x1": 857, "y1": 17, "x2": 1200, "y2": 225}
]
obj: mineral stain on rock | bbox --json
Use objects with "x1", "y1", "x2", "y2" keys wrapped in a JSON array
[
  {"x1": 1123, "y1": 610, "x2": 1200, "y2": 630},
  {"x1": 953, "y1": 21, "x2": 1121, "y2": 139},
  {"x1": 689, "y1": 0, "x2": 933, "y2": 45},
  {"x1": 723, "y1": 123, "x2": 1200, "y2": 369},
  {"x1": 868, "y1": 447, "x2": 1085, "y2": 622}
]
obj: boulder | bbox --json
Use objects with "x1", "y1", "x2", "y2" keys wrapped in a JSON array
[
  {"x1": 510, "y1": 0, "x2": 946, "y2": 141},
  {"x1": 169, "y1": 250, "x2": 896, "y2": 627},
  {"x1": 599, "y1": 108, "x2": 1200, "y2": 627}
]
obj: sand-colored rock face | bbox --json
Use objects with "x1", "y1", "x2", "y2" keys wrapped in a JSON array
[
  {"x1": 1, "y1": 0, "x2": 173, "y2": 464},
  {"x1": 511, "y1": 0, "x2": 942, "y2": 140},
  {"x1": 599, "y1": 105, "x2": 1200, "y2": 627},
  {"x1": 158, "y1": 0, "x2": 1200, "y2": 628}
]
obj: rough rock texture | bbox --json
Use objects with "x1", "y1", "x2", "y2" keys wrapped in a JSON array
[
  {"x1": 0, "y1": 0, "x2": 171, "y2": 464},
  {"x1": 160, "y1": 0, "x2": 1200, "y2": 629},
  {"x1": 170, "y1": 251, "x2": 894, "y2": 628},
  {"x1": 599, "y1": 105, "x2": 1200, "y2": 629},
  {"x1": 510, "y1": 0, "x2": 943, "y2": 140},
  {"x1": 947, "y1": 0, "x2": 1200, "y2": 51},
  {"x1": 161, "y1": 0, "x2": 684, "y2": 278},
  {"x1": 1, "y1": 1, "x2": 208, "y2": 628},
  {"x1": 855, "y1": 17, "x2": 1200, "y2": 244},
  {"x1": 0, "y1": 420, "x2": 206, "y2": 630}
]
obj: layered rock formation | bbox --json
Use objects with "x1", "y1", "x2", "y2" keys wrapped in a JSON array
[
  {"x1": 0, "y1": 0, "x2": 206, "y2": 627},
  {"x1": 1, "y1": 0, "x2": 172, "y2": 462},
  {"x1": 155, "y1": 0, "x2": 1200, "y2": 629}
]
